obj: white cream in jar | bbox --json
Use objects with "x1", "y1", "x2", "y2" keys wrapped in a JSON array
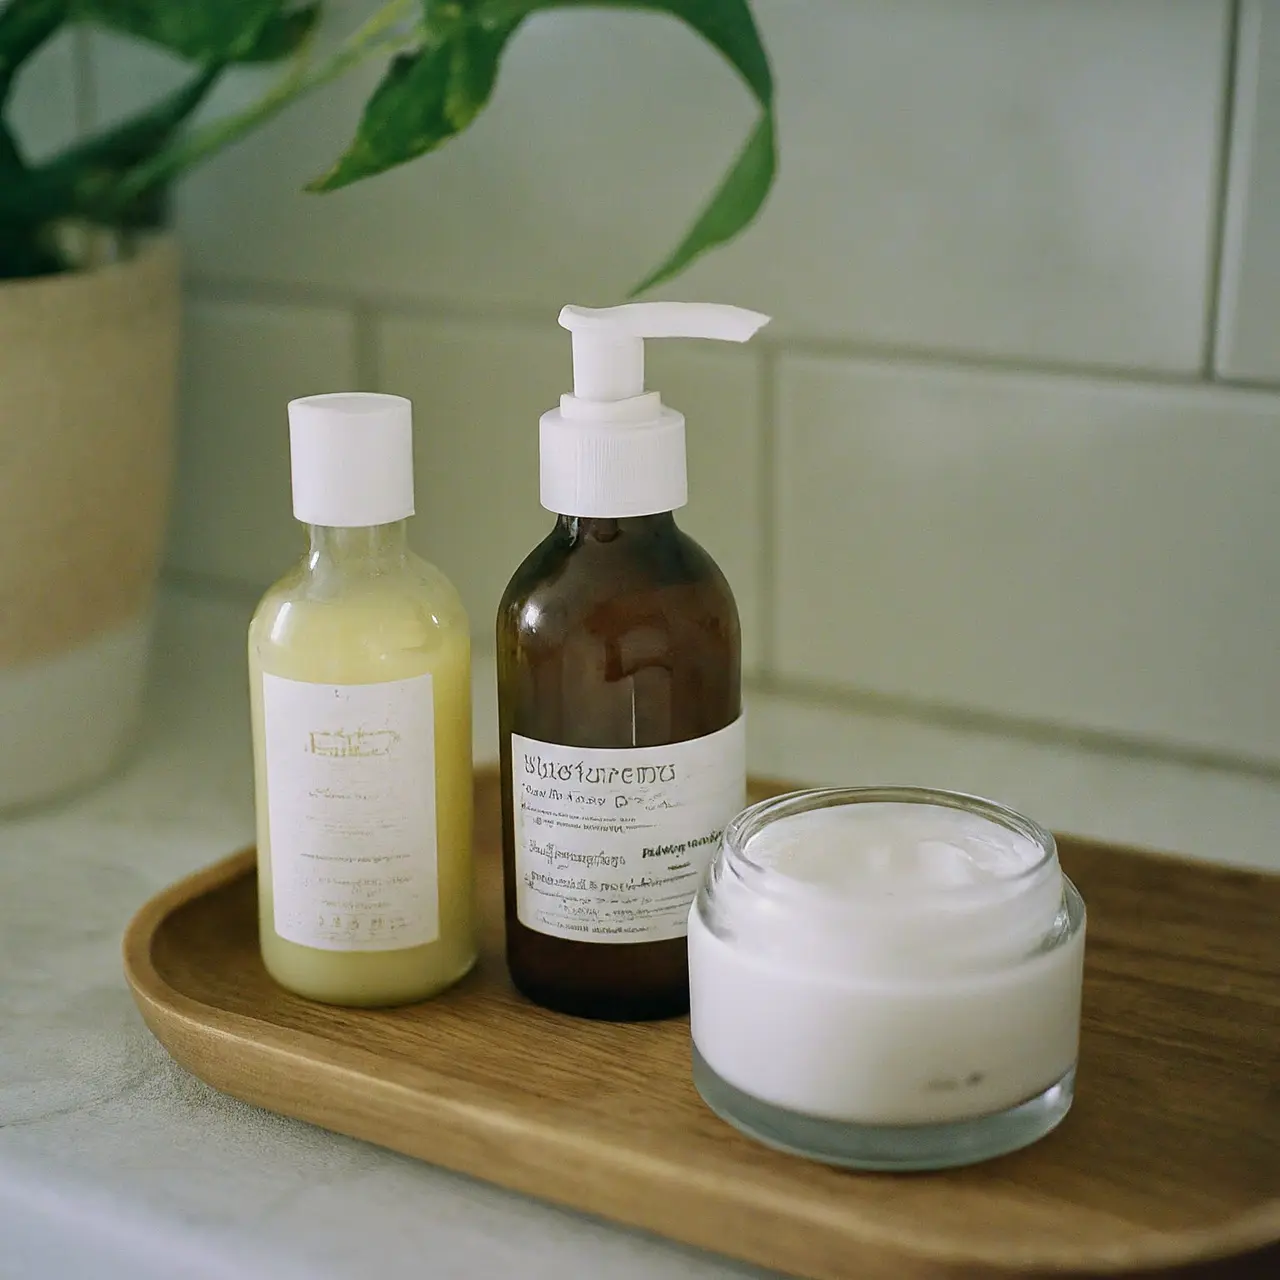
[{"x1": 687, "y1": 787, "x2": 1086, "y2": 1170}]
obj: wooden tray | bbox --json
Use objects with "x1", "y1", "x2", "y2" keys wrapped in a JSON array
[{"x1": 123, "y1": 773, "x2": 1280, "y2": 1279}]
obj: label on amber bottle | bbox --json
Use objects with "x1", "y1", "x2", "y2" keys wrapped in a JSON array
[
  {"x1": 262, "y1": 672, "x2": 438, "y2": 951},
  {"x1": 511, "y1": 716, "x2": 746, "y2": 943}
]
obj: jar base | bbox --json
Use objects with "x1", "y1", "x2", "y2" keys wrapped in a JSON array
[{"x1": 692, "y1": 1047, "x2": 1075, "y2": 1171}]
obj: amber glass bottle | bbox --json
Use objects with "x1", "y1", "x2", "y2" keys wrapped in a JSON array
[
  {"x1": 496, "y1": 301, "x2": 767, "y2": 1021},
  {"x1": 497, "y1": 511, "x2": 740, "y2": 1019}
]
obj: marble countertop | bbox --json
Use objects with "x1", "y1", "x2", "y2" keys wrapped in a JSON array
[{"x1": 3, "y1": 584, "x2": 1278, "y2": 1280}]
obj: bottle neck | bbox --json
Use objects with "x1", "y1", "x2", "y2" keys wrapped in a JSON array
[
  {"x1": 556, "y1": 511, "x2": 676, "y2": 544},
  {"x1": 306, "y1": 520, "x2": 409, "y2": 571}
]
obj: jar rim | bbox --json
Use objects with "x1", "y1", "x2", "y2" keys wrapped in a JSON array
[{"x1": 722, "y1": 786, "x2": 1058, "y2": 903}]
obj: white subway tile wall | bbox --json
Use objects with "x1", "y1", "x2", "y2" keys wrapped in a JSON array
[
  {"x1": 376, "y1": 318, "x2": 563, "y2": 641},
  {"x1": 682, "y1": 0, "x2": 1229, "y2": 370},
  {"x1": 112, "y1": 1, "x2": 1227, "y2": 369},
  {"x1": 775, "y1": 355, "x2": 1280, "y2": 761},
  {"x1": 168, "y1": 300, "x2": 359, "y2": 583},
  {"x1": 743, "y1": 688, "x2": 1280, "y2": 873},
  {"x1": 1217, "y1": 0, "x2": 1280, "y2": 380},
  {"x1": 18, "y1": 1, "x2": 1280, "y2": 768}
]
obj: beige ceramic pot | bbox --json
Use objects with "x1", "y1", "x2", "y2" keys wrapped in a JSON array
[{"x1": 0, "y1": 235, "x2": 178, "y2": 809}]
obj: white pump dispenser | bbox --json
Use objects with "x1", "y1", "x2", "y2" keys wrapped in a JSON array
[{"x1": 540, "y1": 302, "x2": 771, "y2": 518}]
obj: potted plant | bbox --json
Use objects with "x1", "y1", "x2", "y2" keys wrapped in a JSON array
[{"x1": 0, "y1": 0, "x2": 775, "y2": 809}]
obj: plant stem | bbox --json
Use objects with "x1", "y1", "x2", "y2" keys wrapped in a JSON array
[{"x1": 114, "y1": 0, "x2": 421, "y2": 205}]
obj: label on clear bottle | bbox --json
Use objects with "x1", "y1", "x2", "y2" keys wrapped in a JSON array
[
  {"x1": 511, "y1": 716, "x2": 745, "y2": 944},
  {"x1": 262, "y1": 672, "x2": 438, "y2": 951}
]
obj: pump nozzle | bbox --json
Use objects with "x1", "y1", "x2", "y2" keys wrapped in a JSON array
[
  {"x1": 558, "y1": 302, "x2": 770, "y2": 401},
  {"x1": 541, "y1": 299, "x2": 771, "y2": 518}
]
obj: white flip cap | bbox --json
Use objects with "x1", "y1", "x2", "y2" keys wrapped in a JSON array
[
  {"x1": 540, "y1": 302, "x2": 771, "y2": 517},
  {"x1": 288, "y1": 392, "x2": 415, "y2": 527}
]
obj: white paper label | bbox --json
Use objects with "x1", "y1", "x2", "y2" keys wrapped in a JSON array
[
  {"x1": 262, "y1": 672, "x2": 438, "y2": 951},
  {"x1": 512, "y1": 716, "x2": 745, "y2": 944}
]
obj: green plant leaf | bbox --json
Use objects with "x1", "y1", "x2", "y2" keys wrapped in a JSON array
[
  {"x1": 0, "y1": 0, "x2": 69, "y2": 107},
  {"x1": 498, "y1": 1, "x2": 776, "y2": 293},
  {"x1": 0, "y1": 120, "x2": 25, "y2": 175},
  {"x1": 306, "y1": 4, "x2": 521, "y2": 193},
  {"x1": 629, "y1": 107, "x2": 772, "y2": 294},
  {"x1": 61, "y1": 65, "x2": 221, "y2": 171},
  {"x1": 309, "y1": 3, "x2": 526, "y2": 191},
  {"x1": 479, "y1": 0, "x2": 771, "y2": 104},
  {"x1": 443, "y1": 21, "x2": 514, "y2": 131},
  {"x1": 72, "y1": 0, "x2": 311, "y2": 65},
  {"x1": 308, "y1": 46, "x2": 448, "y2": 191},
  {"x1": 102, "y1": 0, "x2": 423, "y2": 214},
  {"x1": 312, "y1": 0, "x2": 775, "y2": 291},
  {"x1": 235, "y1": 2, "x2": 322, "y2": 63},
  {"x1": 0, "y1": 220, "x2": 64, "y2": 277},
  {"x1": 0, "y1": 64, "x2": 220, "y2": 224}
]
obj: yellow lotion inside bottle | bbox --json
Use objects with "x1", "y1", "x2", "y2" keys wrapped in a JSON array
[
  {"x1": 250, "y1": 523, "x2": 474, "y2": 1005},
  {"x1": 250, "y1": 398, "x2": 475, "y2": 1007}
]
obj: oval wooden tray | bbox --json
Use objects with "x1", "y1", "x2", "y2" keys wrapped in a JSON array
[{"x1": 123, "y1": 773, "x2": 1280, "y2": 1279}]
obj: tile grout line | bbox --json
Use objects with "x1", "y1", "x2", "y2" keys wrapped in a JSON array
[
  {"x1": 183, "y1": 273, "x2": 1280, "y2": 399},
  {"x1": 1203, "y1": 0, "x2": 1243, "y2": 380},
  {"x1": 745, "y1": 671, "x2": 1280, "y2": 785},
  {"x1": 160, "y1": 569, "x2": 1280, "y2": 786},
  {"x1": 773, "y1": 334, "x2": 1206, "y2": 391},
  {"x1": 755, "y1": 344, "x2": 779, "y2": 680}
]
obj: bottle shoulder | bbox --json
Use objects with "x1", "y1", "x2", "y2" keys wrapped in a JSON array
[
  {"x1": 255, "y1": 549, "x2": 466, "y2": 614},
  {"x1": 497, "y1": 518, "x2": 741, "y2": 746},
  {"x1": 501, "y1": 520, "x2": 734, "y2": 610},
  {"x1": 250, "y1": 551, "x2": 470, "y2": 675},
  {"x1": 498, "y1": 518, "x2": 738, "y2": 654}
]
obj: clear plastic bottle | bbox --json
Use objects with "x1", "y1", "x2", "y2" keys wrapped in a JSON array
[{"x1": 249, "y1": 393, "x2": 475, "y2": 1006}]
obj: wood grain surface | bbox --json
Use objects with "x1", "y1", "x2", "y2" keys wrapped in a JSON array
[{"x1": 123, "y1": 772, "x2": 1280, "y2": 1279}]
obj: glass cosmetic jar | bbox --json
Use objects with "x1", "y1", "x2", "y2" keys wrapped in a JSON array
[{"x1": 688, "y1": 787, "x2": 1086, "y2": 1171}]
